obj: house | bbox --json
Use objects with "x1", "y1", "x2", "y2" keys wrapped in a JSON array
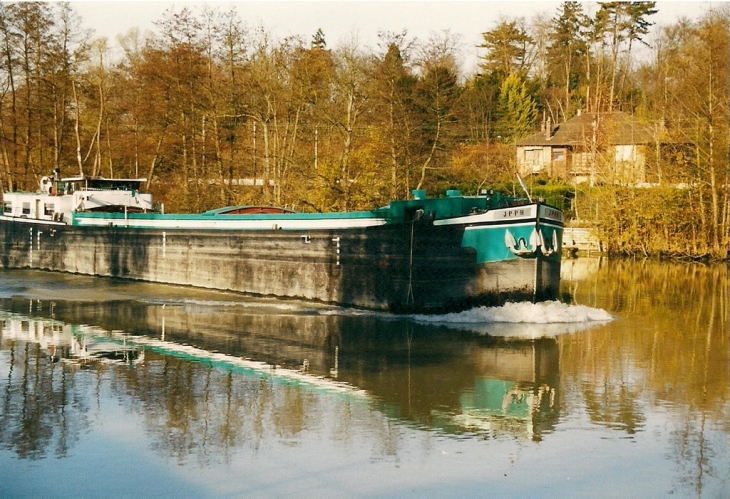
[{"x1": 515, "y1": 112, "x2": 657, "y2": 185}]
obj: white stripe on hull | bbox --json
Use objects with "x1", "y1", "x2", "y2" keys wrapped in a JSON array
[
  {"x1": 72, "y1": 217, "x2": 388, "y2": 230},
  {"x1": 3, "y1": 210, "x2": 561, "y2": 233},
  {"x1": 435, "y1": 204, "x2": 563, "y2": 226},
  {"x1": 463, "y1": 220, "x2": 563, "y2": 231}
]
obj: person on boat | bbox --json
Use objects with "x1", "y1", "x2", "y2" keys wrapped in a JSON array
[{"x1": 41, "y1": 176, "x2": 51, "y2": 194}]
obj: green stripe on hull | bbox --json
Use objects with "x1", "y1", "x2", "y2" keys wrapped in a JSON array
[{"x1": 461, "y1": 223, "x2": 563, "y2": 263}]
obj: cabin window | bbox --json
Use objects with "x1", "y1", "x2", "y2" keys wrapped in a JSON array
[
  {"x1": 3, "y1": 202, "x2": 11, "y2": 214},
  {"x1": 44, "y1": 203, "x2": 55, "y2": 216},
  {"x1": 22, "y1": 202, "x2": 30, "y2": 215}
]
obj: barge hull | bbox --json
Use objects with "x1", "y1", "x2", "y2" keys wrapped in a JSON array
[{"x1": 0, "y1": 219, "x2": 558, "y2": 312}]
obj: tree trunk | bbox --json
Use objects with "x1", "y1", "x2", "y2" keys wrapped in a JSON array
[
  {"x1": 415, "y1": 118, "x2": 440, "y2": 191},
  {"x1": 72, "y1": 81, "x2": 84, "y2": 176},
  {"x1": 146, "y1": 126, "x2": 167, "y2": 191}
]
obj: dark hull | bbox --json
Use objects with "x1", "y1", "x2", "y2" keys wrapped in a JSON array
[{"x1": 0, "y1": 218, "x2": 559, "y2": 312}]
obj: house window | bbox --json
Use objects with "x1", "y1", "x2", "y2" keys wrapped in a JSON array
[
  {"x1": 3, "y1": 202, "x2": 11, "y2": 214},
  {"x1": 22, "y1": 202, "x2": 30, "y2": 215},
  {"x1": 552, "y1": 149, "x2": 566, "y2": 162},
  {"x1": 524, "y1": 148, "x2": 542, "y2": 165},
  {"x1": 44, "y1": 203, "x2": 55, "y2": 216},
  {"x1": 614, "y1": 145, "x2": 637, "y2": 162}
]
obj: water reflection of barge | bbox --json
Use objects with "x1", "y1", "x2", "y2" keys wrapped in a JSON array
[
  {"x1": 0, "y1": 309, "x2": 141, "y2": 366},
  {"x1": 1, "y1": 297, "x2": 560, "y2": 440}
]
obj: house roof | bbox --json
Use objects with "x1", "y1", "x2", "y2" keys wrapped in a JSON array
[{"x1": 516, "y1": 112, "x2": 655, "y2": 147}]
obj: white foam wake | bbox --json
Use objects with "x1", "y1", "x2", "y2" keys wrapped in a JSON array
[
  {"x1": 413, "y1": 301, "x2": 612, "y2": 324},
  {"x1": 411, "y1": 301, "x2": 613, "y2": 338}
]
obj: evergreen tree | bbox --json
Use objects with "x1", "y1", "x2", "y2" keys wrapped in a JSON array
[
  {"x1": 593, "y1": 1, "x2": 657, "y2": 110},
  {"x1": 546, "y1": 1, "x2": 588, "y2": 120},
  {"x1": 495, "y1": 73, "x2": 537, "y2": 141},
  {"x1": 478, "y1": 19, "x2": 534, "y2": 79},
  {"x1": 311, "y1": 28, "x2": 326, "y2": 49}
]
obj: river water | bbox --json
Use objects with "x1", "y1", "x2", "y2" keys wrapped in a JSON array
[{"x1": 0, "y1": 259, "x2": 727, "y2": 498}]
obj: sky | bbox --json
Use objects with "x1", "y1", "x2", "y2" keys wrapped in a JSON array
[{"x1": 69, "y1": 1, "x2": 715, "y2": 74}]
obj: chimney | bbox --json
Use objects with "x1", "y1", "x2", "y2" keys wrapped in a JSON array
[{"x1": 545, "y1": 117, "x2": 552, "y2": 140}]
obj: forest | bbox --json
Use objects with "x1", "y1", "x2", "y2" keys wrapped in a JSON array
[{"x1": 0, "y1": 2, "x2": 727, "y2": 259}]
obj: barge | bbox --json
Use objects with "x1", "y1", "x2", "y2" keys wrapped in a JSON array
[{"x1": 0, "y1": 175, "x2": 563, "y2": 312}]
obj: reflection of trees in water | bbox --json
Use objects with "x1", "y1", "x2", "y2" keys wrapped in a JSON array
[
  {"x1": 581, "y1": 382, "x2": 645, "y2": 434},
  {"x1": 0, "y1": 338, "x2": 89, "y2": 460},
  {"x1": 113, "y1": 352, "x2": 334, "y2": 464},
  {"x1": 670, "y1": 411, "x2": 728, "y2": 497},
  {"x1": 0, "y1": 339, "x2": 366, "y2": 465},
  {"x1": 561, "y1": 261, "x2": 727, "y2": 414},
  {"x1": 560, "y1": 260, "x2": 729, "y2": 494},
  {"x1": 0, "y1": 311, "x2": 362, "y2": 464},
  {"x1": 122, "y1": 357, "x2": 255, "y2": 463}
]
